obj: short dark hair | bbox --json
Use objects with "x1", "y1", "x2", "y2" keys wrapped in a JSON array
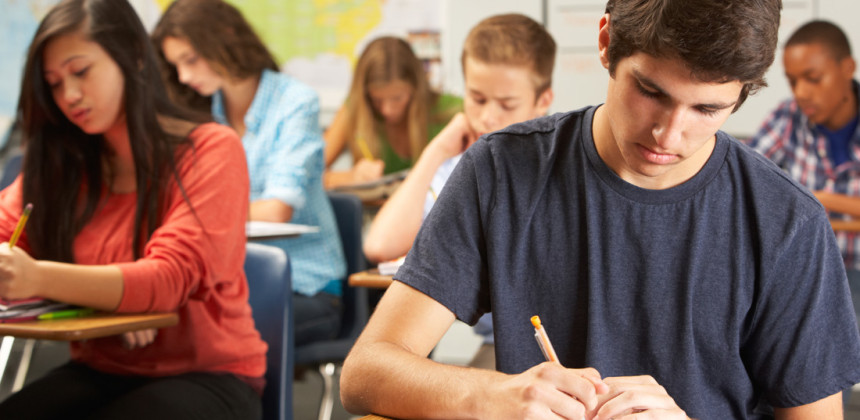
[
  {"x1": 786, "y1": 20, "x2": 852, "y2": 61},
  {"x1": 605, "y1": 0, "x2": 782, "y2": 111}
]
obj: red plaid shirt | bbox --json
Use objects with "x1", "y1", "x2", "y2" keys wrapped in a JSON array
[{"x1": 745, "y1": 82, "x2": 860, "y2": 270}]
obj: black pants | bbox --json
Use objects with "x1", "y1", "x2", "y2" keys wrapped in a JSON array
[
  {"x1": 0, "y1": 362, "x2": 261, "y2": 420},
  {"x1": 293, "y1": 292, "x2": 342, "y2": 346}
]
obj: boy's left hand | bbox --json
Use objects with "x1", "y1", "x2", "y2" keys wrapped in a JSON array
[
  {"x1": 591, "y1": 375, "x2": 690, "y2": 420},
  {"x1": 430, "y1": 113, "x2": 479, "y2": 160}
]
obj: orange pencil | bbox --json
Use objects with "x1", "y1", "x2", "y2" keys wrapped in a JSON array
[
  {"x1": 531, "y1": 315, "x2": 559, "y2": 363},
  {"x1": 9, "y1": 203, "x2": 33, "y2": 249}
]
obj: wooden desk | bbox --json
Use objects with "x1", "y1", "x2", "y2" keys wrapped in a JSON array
[
  {"x1": 360, "y1": 415, "x2": 393, "y2": 420},
  {"x1": 349, "y1": 269, "x2": 394, "y2": 289},
  {"x1": 0, "y1": 312, "x2": 178, "y2": 341},
  {"x1": 830, "y1": 218, "x2": 860, "y2": 232},
  {"x1": 0, "y1": 312, "x2": 178, "y2": 393}
]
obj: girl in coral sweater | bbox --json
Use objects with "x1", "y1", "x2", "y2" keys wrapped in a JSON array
[{"x1": 0, "y1": 0, "x2": 265, "y2": 418}]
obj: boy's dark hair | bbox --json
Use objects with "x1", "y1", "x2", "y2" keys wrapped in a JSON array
[
  {"x1": 605, "y1": 0, "x2": 782, "y2": 111},
  {"x1": 786, "y1": 20, "x2": 852, "y2": 61}
]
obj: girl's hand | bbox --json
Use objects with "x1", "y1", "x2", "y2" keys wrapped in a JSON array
[
  {"x1": 0, "y1": 243, "x2": 42, "y2": 301},
  {"x1": 351, "y1": 158, "x2": 385, "y2": 183},
  {"x1": 121, "y1": 328, "x2": 158, "y2": 350}
]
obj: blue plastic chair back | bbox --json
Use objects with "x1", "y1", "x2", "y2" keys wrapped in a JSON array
[
  {"x1": 0, "y1": 153, "x2": 22, "y2": 190},
  {"x1": 245, "y1": 242, "x2": 293, "y2": 420},
  {"x1": 293, "y1": 192, "x2": 368, "y2": 420},
  {"x1": 295, "y1": 192, "x2": 367, "y2": 364}
]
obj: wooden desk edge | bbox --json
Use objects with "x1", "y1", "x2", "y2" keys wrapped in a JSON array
[
  {"x1": 0, "y1": 312, "x2": 179, "y2": 341},
  {"x1": 830, "y1": 218, "x2": 860, "y2": 232},
  {"x1": 348, "y1": 270, "x2": 394, "y2": 289}
]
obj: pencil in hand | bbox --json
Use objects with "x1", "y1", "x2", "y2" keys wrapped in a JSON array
[
  {"x1": 531, "y1": 315, "x2": 559, "y2": 363},
  {"x1": 357, "y1": 137, "x2": 374, "y2": 161},
  {"x1": 9, "y1": 203, "x2": 32, "y2": 249}
]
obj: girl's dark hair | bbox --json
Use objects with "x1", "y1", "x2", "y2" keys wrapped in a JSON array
[
  {"x1": 151, "y1": 0, "x2": 279, "y2": 112},
  {"x1": 605, "y1": 0, "x2": 783, "y2": 111},
  {"x1": 18, "y1": 0, "x2": 204, "y2": 262}
]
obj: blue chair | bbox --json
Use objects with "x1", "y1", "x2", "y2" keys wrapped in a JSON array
[
  {"x1": 245, "y1": 242, "x2": 294, "y2": 420},
  {"x1": 294, "y1": 192, "x2": 368, "y2": 420},
  {"x1": 0, "y1": 153, "x2": 22, "y2": 190}
]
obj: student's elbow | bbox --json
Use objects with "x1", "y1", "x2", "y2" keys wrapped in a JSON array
[
  {"x1": 363, "y1": 235, "x2": 406, "y2": 264},
  {"x1": 362, "y1": 237, "x2": 386, "y2": 264},
  {"x1": 339, "y1": 348, "x2": 372, "y2": 414}
]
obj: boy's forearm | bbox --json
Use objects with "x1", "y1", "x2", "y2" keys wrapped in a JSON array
[
  {"x1": 363, "y1": 145, "x2": 449, "y2": 262},
  {"x1": 341, "y1": 339, "x2": 501, "y2": 418}
]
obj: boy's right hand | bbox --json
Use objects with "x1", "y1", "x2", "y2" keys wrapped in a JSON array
[
  {"x1": 429, "y1": 113, "x2": 479, "y2": 161},
  {"x1": 480, "y1": 363, "x2": 609, "y2": 419},
  {"x1": 350, "y1": 158, "x2": 384, "y2": 183}
]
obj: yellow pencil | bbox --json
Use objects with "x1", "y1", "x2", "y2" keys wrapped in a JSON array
[
  {"x1": 9, "y1": 203, "x2": 33, "y2": 249},
  {"x1": 357, "y1": 137, "x2": 374, "y2": 161}
]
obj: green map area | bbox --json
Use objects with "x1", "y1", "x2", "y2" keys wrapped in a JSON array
[{"x1": 234, "y1": 0, "x2": 382, "y2": 67}]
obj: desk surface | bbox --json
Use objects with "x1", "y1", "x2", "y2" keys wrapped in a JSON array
[
  {"x1": 0, "y1": 312, "x2": 179, "y2": 341},
  {"x1": 246, "y1": 221, "x2": 318, "y2": 240},
  {"x1": 349, "y1": 269, "x2": 394, "y2": 289}
]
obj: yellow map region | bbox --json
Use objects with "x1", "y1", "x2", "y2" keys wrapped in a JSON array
[{"x1": 227, "y1": 0, "x2": 382, "y2": 67}]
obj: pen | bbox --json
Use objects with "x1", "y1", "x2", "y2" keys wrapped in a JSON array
[
  {"x1": 531, "y1": 315, "x2": 559, "y2": 363},
  {"x1": 37, "y1": 307, "x2": 95, "y2": 320},
  {"x1": 357, "y1": 137, "x2": 374, "y2": 161},
  {"x1": 8, "y1": 203, "x2": 32, "y2": 249}
]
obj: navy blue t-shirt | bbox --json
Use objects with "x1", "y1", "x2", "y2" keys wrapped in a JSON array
[
  {"x1": 396, "y1": 106, "x2": 860, "y2": 419},
  {"x1": 821, "y1": 114, "x2": 859, "y2": 167}
]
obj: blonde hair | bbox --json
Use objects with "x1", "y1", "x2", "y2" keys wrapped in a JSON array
[
  {"x1": 345, "y1": 36, "x2": 437, "y2": 162},
  {"x1": 462, "y1": 14, "x2": 557, "y2": 96}
]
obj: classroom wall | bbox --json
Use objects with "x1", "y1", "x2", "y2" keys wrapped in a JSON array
[
  {"x1": 0, "y1": 0, "x2": 441, "y2": 134},
  {"x1": 440, "y1": 0, "x2": 860, "y2": 138},
  {"x1": 4, "y1": 1, "x2": 860, "y2": 140}
]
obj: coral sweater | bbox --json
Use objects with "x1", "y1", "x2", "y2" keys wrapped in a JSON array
[{"x1": 0, "y1": 123, "x2": 266, "y2": 378}]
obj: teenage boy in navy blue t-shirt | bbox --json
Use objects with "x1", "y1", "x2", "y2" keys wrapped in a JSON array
[{"x1": 341, "y1": 1, "x2": 860, "y2": 418}]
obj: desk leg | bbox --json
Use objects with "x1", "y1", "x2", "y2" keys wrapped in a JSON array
[
  {"x1": 11, "y1": 339, "x2": 34, "y2": 392},
  {"x1": 0, "y1": 336, "x2": 14, "y2": 387}
]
